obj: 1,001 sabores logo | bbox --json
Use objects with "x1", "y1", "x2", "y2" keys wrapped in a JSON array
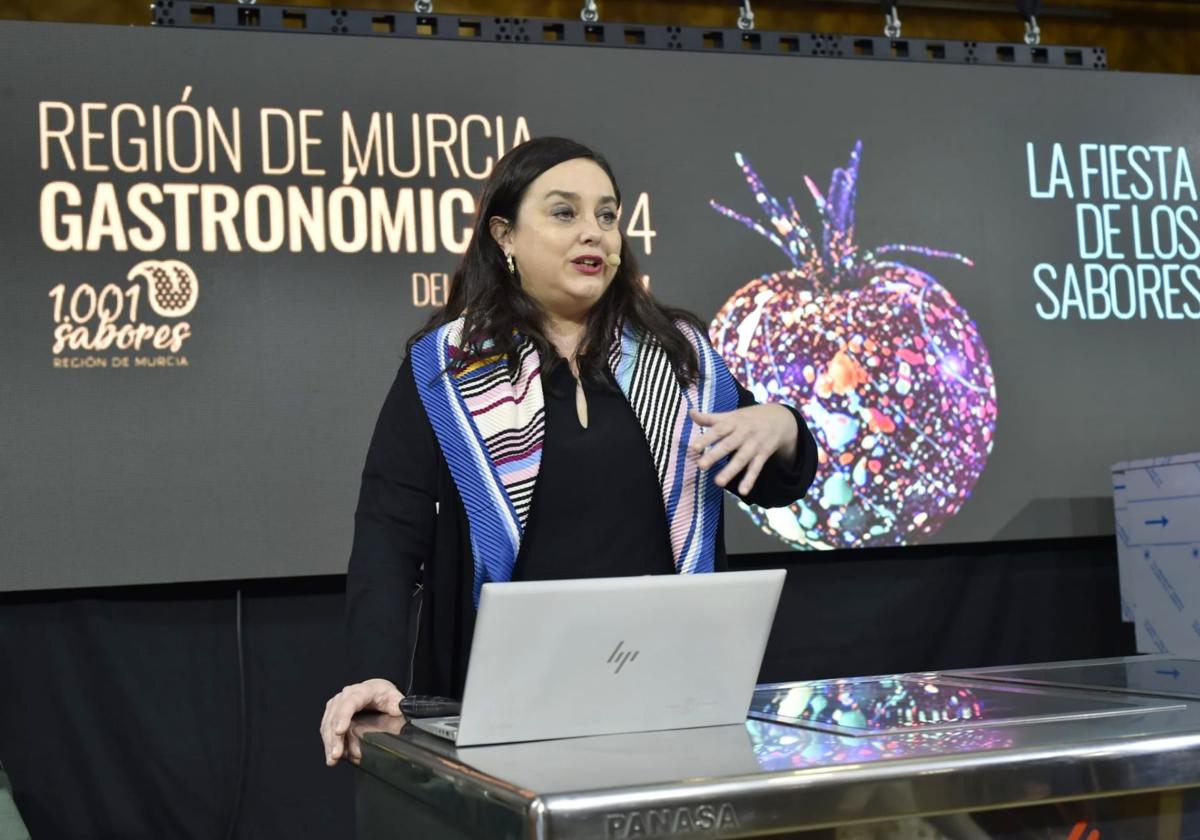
[{"x1": 48, "y1": 259, "x2": 196, "y2": 368}]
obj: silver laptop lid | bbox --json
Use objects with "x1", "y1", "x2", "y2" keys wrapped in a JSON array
[{"x1": 454, "y1": 569, "x2": 785, "y2": 747}]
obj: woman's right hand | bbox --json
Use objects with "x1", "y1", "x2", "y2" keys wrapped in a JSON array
[{"x1": 320, "y1": 678, "x2": 405, "y2": 766}]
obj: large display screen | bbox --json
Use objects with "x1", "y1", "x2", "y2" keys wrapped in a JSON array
[{"x1": 2, "y1": 20, "x2": 1197, "y2": 589}]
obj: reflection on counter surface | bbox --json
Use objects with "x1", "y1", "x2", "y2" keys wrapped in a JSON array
[
  {"x1": 749, "y1": 677, "x2": 985, "y2": 735},
  {"x1": 748, "y1": 674, "x2": 1177, "y2": 735},
  {"x1": 745, "y1": 719, "x2": 1015, "y2": 772}
]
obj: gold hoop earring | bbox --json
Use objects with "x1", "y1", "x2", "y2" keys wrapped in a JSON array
[{"x1": 506, "y1": 253, "x2": 516, "y2": 275}]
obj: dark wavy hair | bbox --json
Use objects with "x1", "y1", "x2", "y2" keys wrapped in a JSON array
[{"x1": 408, "y1": 137, "x2": 703, "y2": 389}]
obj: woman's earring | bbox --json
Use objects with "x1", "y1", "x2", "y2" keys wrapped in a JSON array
[{"x1": 506, "y1": 252, "x2": 516, "y2": 275}]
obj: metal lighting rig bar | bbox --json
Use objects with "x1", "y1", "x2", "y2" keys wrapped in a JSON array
[{"x1": 150, "y1": 2, "x2": 1107, "y2": 70}]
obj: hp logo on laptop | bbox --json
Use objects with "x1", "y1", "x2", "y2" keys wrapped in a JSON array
[{"x1": 607, "y1": 641, "x2": 639, "y2": 674}]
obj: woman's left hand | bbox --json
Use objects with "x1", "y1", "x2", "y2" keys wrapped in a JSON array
[{"x1": 688, "y1": 405, "x2": 798, "y2": 496}]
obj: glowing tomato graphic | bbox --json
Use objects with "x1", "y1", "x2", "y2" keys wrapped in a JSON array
[{"x1": 710, "y1": 142, "x2": 997, "y2": 548}]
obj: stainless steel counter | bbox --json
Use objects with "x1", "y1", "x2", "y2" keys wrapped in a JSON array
[{"x1": 356, "y1": 658, "x2": 1200, "y2": 839}]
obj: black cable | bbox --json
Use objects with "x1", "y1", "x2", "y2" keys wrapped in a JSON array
[
  {"x1": 223, "y1": 588, "x2": 248, "y2": 840},
  {"x1": 1016, "y1": 0, "x2": 1040, "y2": 21}
]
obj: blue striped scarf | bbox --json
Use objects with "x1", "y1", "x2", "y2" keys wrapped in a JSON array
[{"x1": 411, "y1": 318, "x2": 738, "y2": 606}]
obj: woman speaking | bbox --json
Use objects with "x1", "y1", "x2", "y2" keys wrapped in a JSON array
[{"x1": 320, "y1": 137, "x2": 818, "y2": 765}]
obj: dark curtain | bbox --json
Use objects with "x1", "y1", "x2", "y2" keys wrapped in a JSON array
[
  {"x1": 742, "y1": 536, "x2": 1132, "y2": 683},
  {"x1": 0, "y1": 536, "x2": 1133, "y2": 840}
]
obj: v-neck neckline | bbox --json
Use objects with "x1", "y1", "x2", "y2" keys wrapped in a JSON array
[
  {"x1": 547, "y1": 356, "x2": 589, "y2": 431},
  {"x1": 574, "y1": 377, "x2": 589, "y2": 430}
]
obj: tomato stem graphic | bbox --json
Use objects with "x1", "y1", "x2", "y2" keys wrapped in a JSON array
[{"x1": 710, "y1": 141, "x2": 973, "y2": 292}]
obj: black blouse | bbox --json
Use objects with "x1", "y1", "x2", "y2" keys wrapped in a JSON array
[
  {"x1": 513, "y1": 357, "x2": 675, "y2": 581},
  {"x1": 346, "y1": 353, "x2": 818, "y2": 698}
]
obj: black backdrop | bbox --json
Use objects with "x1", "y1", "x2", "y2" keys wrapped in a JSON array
[
  {"x1": 0, "y1": 538, "x2": 1132, "y2": 840},
  {"x1": 7, "y1": 21, "x2": 1200, "y2": 592}
]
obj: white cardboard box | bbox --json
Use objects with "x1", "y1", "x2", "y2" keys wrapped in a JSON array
[{"x1": 1112, "y1": 453, "x2": 1200, "y2": 655}]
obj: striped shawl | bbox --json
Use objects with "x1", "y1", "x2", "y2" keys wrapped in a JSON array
[{"x1": 411, "y1": 318, "x2": 739, "y2": 606}]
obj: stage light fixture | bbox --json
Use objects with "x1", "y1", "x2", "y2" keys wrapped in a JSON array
[
  {"x1": 737, "y1": 1, "x2": 755, "y2": 31},
  {"x1": 883, "y1": 3, "x2": 901, "y2": 38},
  {"x1": 581, "y1": 0, "x2": 598, "y2": 23},
  {"x1": 1024, "y1": 17, "x2": 1040, "y2": 45},
  {"x1": 1017, "y1": 0, "x2": 1040, "y2": 44}
]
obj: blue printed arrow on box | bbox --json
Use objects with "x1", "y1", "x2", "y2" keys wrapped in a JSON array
[
  {"x1": 1145, "y1": 517, "x2": 1169, "y2": 527},
  {"x1": 1157, "y1": 668, "x2": 1181, "y2": 678}
]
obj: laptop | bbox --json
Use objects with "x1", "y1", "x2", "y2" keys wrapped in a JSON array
[{"x1": 409, "y1": 568, "x2": 785, "y2": 747}]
